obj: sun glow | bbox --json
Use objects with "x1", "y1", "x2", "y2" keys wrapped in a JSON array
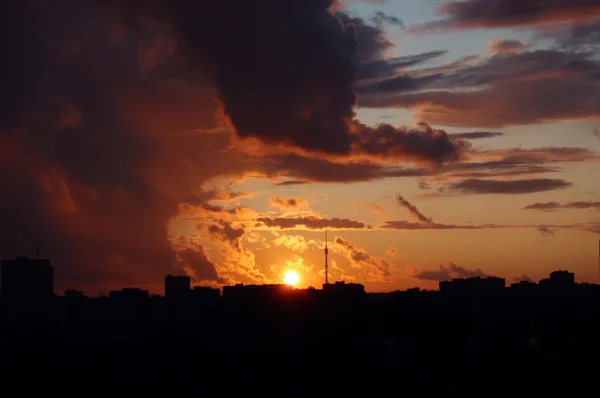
[{"x1": 284, "y1": 270, "x2": 299, "y2": 286}]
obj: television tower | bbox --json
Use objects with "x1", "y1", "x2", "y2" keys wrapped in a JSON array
[{"x1": 325, "y1": 230, "x2": 329, "y2": 285}]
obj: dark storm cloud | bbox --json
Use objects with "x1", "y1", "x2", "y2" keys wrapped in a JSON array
[
  {"x1": 448, "y1": 178, "x2": 572, "y2": 195},
  {"x1": 0, "y1": 0, "x2": 472, "y2": 292},
  {"x1": 411, "y1": 0, "x2": 600, "y2": 33},
  {"x1": 110, "y1": 0, "x2": 469, "y2": 163},
  {"x1": 112, "y1": 0, "x2": 358, "y2": 154},
  {"x1": 0, "y1": 4, "x2": 44, "y2": 130},
  {"x1": 0, "y1": 1, "x2": 191, "y2": 292},
  {"x1": 5, "y1": 0, "x2": 596, "y2": 293}
]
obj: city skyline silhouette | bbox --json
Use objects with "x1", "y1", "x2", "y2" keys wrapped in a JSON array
[
  {"x1": 1, "y1": 0, "x2": 600, "y2": 297},
  {"x1": 2, "y1": 0, "x2": 600, "y2": 394},
  {"x1": 1, "y1": 252, "x2": 599, "y2": 395}
]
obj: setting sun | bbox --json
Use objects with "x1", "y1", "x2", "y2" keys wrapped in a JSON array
[{"x1": 284, "y1": 271, "x2": 299, "y2": 286}]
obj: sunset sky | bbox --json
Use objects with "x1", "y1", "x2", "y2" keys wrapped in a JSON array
[{"x1": 1, "y1": 0, "x2": 600, "y2": 295}]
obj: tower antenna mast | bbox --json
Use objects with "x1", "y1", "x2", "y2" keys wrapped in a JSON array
[
  {"x1": 325, "y1": 230, "x2": 329, "y2": 285},
  {"x1": 30, "y1": 244, "x2": 52, "y2": 259}
]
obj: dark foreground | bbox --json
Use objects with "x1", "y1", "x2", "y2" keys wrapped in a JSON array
[{"x1": 1, "y1": 292, "x2": 599, "y2": 396}]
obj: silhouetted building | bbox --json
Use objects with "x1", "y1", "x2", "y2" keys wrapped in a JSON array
[
  {"x1": 539, "y1": 270, "x2": 575, "y2": 288},
  {"x1": 165, "y1": 275, "x2": 191, "y2": 300},
  {"x1": 191, "y1": 286, "x2": 220, "y2": 303},
  {"x1": 109, "y1": 288, "x2": 149, "y2": 300},
  {"x1": 323, "y1": 281, "x2": 364, "y2": 293},
  {"x1": 439, "y1": 276, "x2": 505, "y2": 294},
  {"x1": 64, "y1": 289, "x2": 85, "y2": 299},
  {"x1": 0, "y1": 256, "x2": 54, "y2": 302},
  {"x1": 322, "y1": 281, "x2": 366, "y2": 303},
  {"x1": 222, "y1": 283, "x2": 293, "y2": 302},
  {"x1": 509, "y1": 280, "x2": 537, "y2": 292}
]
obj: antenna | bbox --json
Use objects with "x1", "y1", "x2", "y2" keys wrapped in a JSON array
[
  {"x1": 325, "y1": 230, "x2": 329, "y2": 285},
  {"x1": 598, "y1": 234, "x2": 600, "y2": 284},
  {"x1": 30, "y1": 244, "x2": 52, "y2": 259}
]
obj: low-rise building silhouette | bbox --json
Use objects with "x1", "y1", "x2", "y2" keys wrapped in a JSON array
[
  {"x1": 323, "y1": 281, "x2": 365, "y2": 294},
  {"x1": 165, "y1": 275, "x2": 191, "y2": 300},
  {"x1": 322, "y1": 281, "x2": 366, "y2": 304},
  {"x1": 539, "y1": 270, "x2": 575, "y2": 288},
  {"x1": 109, "y1": 288, "x2": 149, "y2": 300},
  {"x1": 509, "y1": 280, "x2": 537, "y2": 292},
  {"x1": 191, "y1": 286, "x2": 220, "y2": 303},
  {"x1": 64, "y1": 289, "x2": 85, "y2": 299},
  {"x1": 223, "y1": 283, "x2": 293, "y2": 302},
  {"x1": 0, "y1": 256, "x2": 54, "y2": 303},
  {"x1": 439, "y1": 276, "x2": 506, "y2": 294}
]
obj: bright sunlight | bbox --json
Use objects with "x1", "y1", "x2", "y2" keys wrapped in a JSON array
[{"x1": 284, "y1": 270, "x2": 299, "y2": 286}]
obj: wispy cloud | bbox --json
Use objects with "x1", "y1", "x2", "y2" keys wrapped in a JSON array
[
  {"x1": 450, "y1": 132, "x2": 504, "y2": 140},
  {"x1": 524, "y1": 201, "x2": 600, "y2": 212},
  {"x1": 395, "y1": 194, "x2": 433, "y2": 224},
  {"x1": 255, "y1": 216, "x2": 371, "y2": 231},
  {"x1": 359, "y1": 48, "x2": 600, "y2": 129},
  {"x1": 448, "y1": 178, "x2": 572, "y2": 195},
  {"x1": 334, "y1": 236, "x2": 394, "y2": 281},
  {"x1": 488, "y1": 38, "x2": 527, "y2": 54},
  {"x1": 412, "y1": 263, "x2": 489, "y2": 282},
  {"x1": 362, "y1": 202, "x2": 390, "y2": 220},
  {"x1": 410, "y1": 0, "x2": 600, "y2": 33},
  {"x1": 271, "y1": 234, "x2": 309, "y2": 253},
  {"x1": 537, "y1": 226, "x2": 556, "y2": 238},
  {"x1": 269, "y1": 195, "x2": 309, "y2": 212}
]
